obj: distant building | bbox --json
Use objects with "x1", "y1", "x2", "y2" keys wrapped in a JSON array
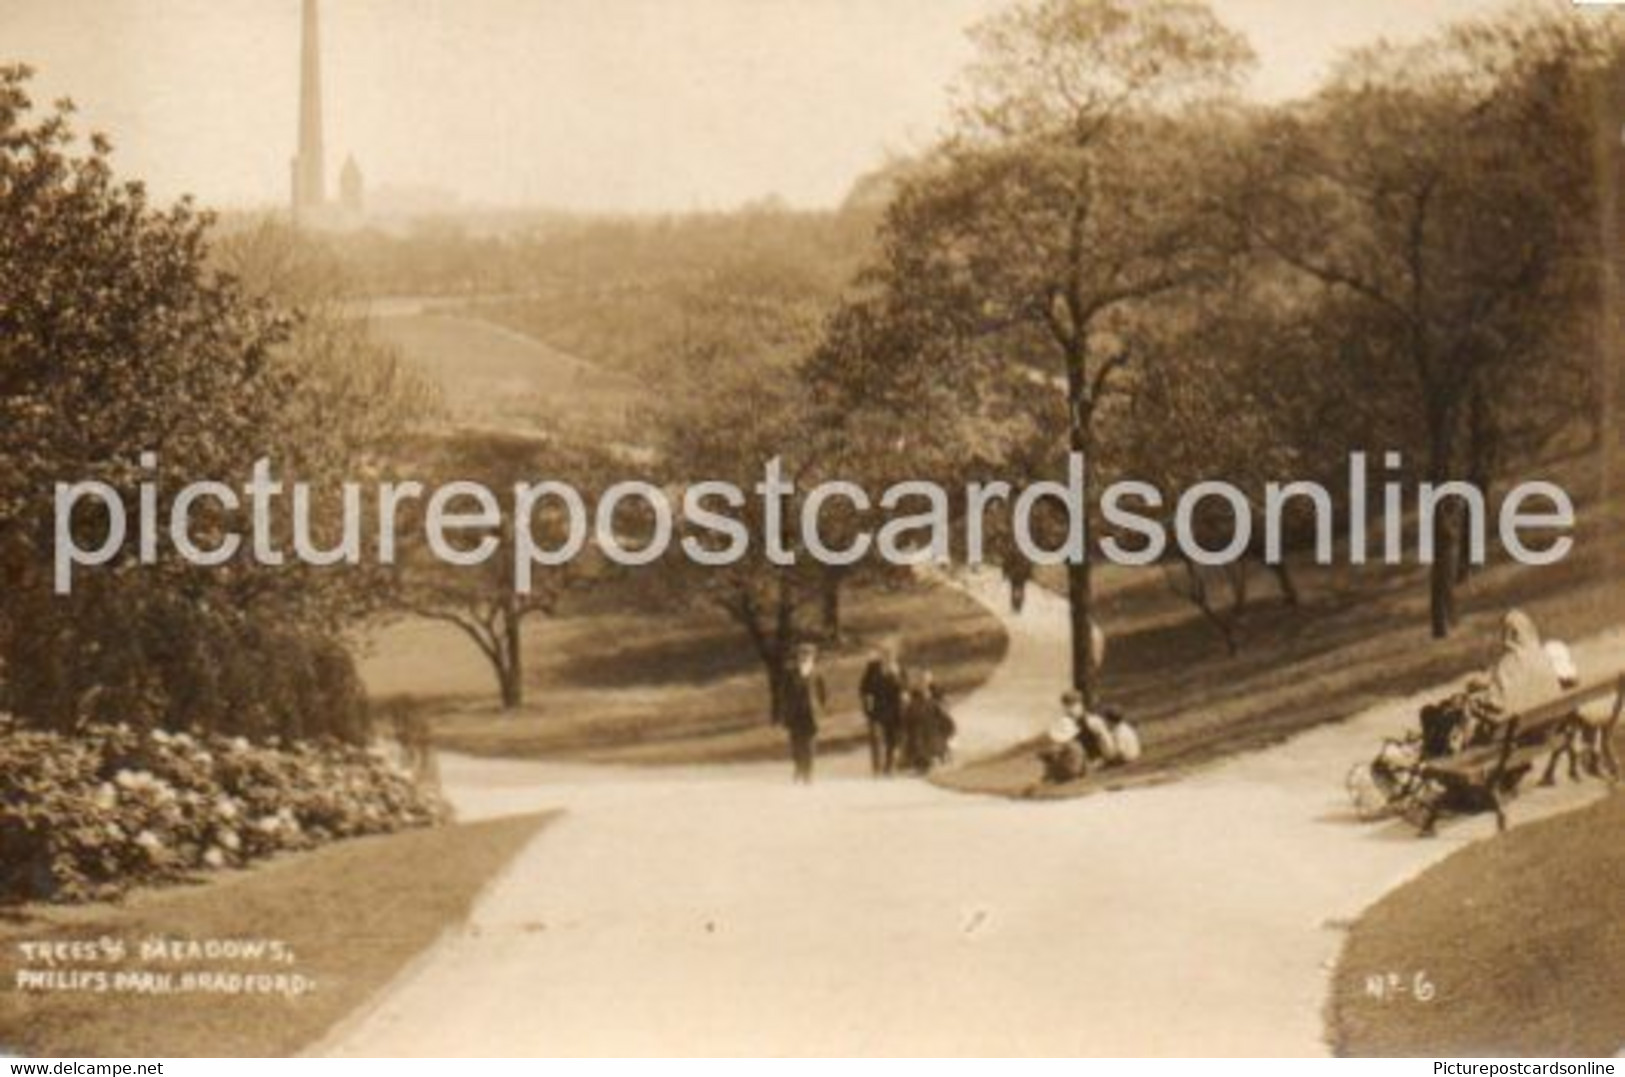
[
  {"x1": 367, "y1": 185, "x2": 461, "y2": 219},
  {"x1": 339, "y1": 154, "x2": 364, "y2": 215},
  {"x1": 290, "y1": 0, "x2": 363, "y2": 229},
  {"x1": 289, "y1": 0, "x2": 325, "y2": 223}
]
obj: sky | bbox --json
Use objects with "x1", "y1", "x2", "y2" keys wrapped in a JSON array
[{"x1": 1, "y1": 0, "x2": 1523, "y2": 213}]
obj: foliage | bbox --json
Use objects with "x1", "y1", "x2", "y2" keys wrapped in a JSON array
[
  {"x1": 0, "y1": 716, "x2": 446, "y2": 904},
  {"x1": 646, "y1": 237, "x2": 931, "y2": 719},
  {"x1": 812, "y1": 0, "x2": 1254, "y2": 696},
  {"x1": 807, "y1": 0, "x2": 1624, "y2": 662},
  {"x1": 318, "y1": 205, "x2": 877, "y2": 381},
  {"x1": 386, "y1": 430, "x2": 619, "y2": 710},
  {"x1": 1235, "y1": 9, "x2": 1623, "y2": 634},
  {"x1": 0, "y1": 67, "x2": 430, "y2": 734}
]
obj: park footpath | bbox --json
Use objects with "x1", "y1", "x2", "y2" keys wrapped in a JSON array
[{"x1": 323, "y1": 569, "x2": 1623, "y2": 1056}]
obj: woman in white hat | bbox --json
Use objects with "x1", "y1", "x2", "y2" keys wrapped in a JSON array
[{"x1": 1036, "y1": 691, "x2": 1089, "y2": 785}]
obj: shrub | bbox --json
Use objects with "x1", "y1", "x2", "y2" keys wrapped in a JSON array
[{"x1": 0, "y1": 717, "x2": 448, "y2": 904}]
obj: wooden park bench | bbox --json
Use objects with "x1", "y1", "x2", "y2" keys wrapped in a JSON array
[{"x1": 1415, "y1": 673, "x2": 1624, "y2": 836}]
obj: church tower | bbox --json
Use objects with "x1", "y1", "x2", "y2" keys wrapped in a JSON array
[{"x1": 290, "y1": 0, "x2": 326, "y2": 222}]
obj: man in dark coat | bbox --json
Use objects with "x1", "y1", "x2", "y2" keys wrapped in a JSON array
[
  {"x1": 858, "y1": 639, "x2": 907, "y2": 776},
  {"x1": 781, "y1": 642, "x2": 826, "y2": 784}
]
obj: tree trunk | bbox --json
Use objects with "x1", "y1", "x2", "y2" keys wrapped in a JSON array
[
  {"x1": 1175, "y1": 558, "x2": 1239, "y2": 658},
  {"x1": 1227, "y1": 562, "x2": 1250, "y2": 615},
  {"x1": 498, "y1": 662, "x2": 521, "y2": 710},
  {"x1": 763, "y1": 576, "x2": 799, "y2": 724},
  {"x1": 730, "y1": 587, "x2": 794, "y2": 726},
  {"x1": 1426, "y1": 406, "x2": 1460, "y2": 639},
  {"x1": 775, "y1": 574, "x2": 797, "y2": 651},
  {"x1": 1064, "y1": 351, "x2": 1100, "y2": 703},
  {"x1": 819, "y1": 568, "x2": 843, "y2": 643},
  {"x1": 765, "y1": 656, "x2": 787, "y2": 725},
  {"x1": 1271, "y1": 559, "x2": 1300, "y2": 607},
  {"x1": 497, "y1": 598, "x2": 523, "y2": 710},
  {"x1": 1457, "y1": 388, "x2": 1494, "y2": 587},
  {"x1": 1067, "y1": 555, "x2": 1097, "y2": 701},
  {"x1": 1454, "y1": 495, "x2": 1476, "y2": 587},
  {"x1": 1429, "y1": 536, "x2": 1458, "y2": 639}
]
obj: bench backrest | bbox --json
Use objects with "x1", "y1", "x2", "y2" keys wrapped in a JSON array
[
  {"x1": 1509, "y1": 673, "x2": 1625, "y2": 734},
  {"x1": 1472, "y1": 673, "x2": 1625, "y2": 775},
  {"x1": 1424, "y1": 674, "x2": 1622, "y2": 781}
]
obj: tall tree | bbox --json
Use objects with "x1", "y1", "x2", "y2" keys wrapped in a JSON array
[
  {"x1": 1239, "y1": 12, "x2": 1616, "y2": 635},
  {"x1": 0, "y1": 68, "x2": 424, "y2": 736},
  {"x1": 847, "y1": 0, "x2": 1253, "y2": 699},
  {"x1": 388, "y1": 431, "x2": 614, "y2": 711}
]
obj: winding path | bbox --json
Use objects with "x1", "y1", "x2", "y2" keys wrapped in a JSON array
[{"x1": 325, "y1": 571, "x2": 1620, "y2": 1056}]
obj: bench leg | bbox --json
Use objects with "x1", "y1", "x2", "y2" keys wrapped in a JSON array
[
  {"x1": 1540, "y1": 721, "x2": 1579, "y2": 786},
  {"x1": 1418, "y1": 800, "x2": 1442, "y2": 838},
  {"x1": 1602, "y1": 687, "x2": 1625, "y2": 787},
  {"x1": 1490, "y1": 787, "x2": 1508, "y2": 833},
  {"x1": 1539, "y1": 741, "x2": 1565, "y2": 787}
]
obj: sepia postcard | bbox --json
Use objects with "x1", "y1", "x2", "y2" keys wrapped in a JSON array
[{"x1": 1, "y1": 0, "x2": 1623, "y2": 1062}]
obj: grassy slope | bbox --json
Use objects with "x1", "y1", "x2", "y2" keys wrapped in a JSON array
[
  {"x1": 940, "y1": 448, "x2": 1625, "y2": 798},
  {"x1": 0, "y1": 813, "x2": 552, "y2": 1058},
  {"x1": 364, "y1": 579, "x2": 1007, "y2": 765},
  {"x1": 371, "y1": 311, "x2": 646, "y2": 437},
  {"x1": 1328, "y1": 787, "x2": 1625, "y2": 1057}
]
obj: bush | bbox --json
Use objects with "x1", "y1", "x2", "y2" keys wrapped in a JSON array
[
  {"x1": 2, "y1": 588, "x2": 374, "y2": 746},
  {"x1": 0, "y1": 717, "x2": 448, "y2": 904}
]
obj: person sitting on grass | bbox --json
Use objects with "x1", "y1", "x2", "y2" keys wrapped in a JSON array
[
  {"x1": 1094, "y1": 705, "x2": 1142, "y2": 767},
  {"x1": 1036, "y1": 691, "x2": 1090, "y2": 785}
]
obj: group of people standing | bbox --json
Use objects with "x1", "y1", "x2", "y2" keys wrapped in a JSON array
[
  {"x1": 858, "y1": 639, "x2": 956, "y2": 777},
  {"x1": 775, "y1": 598, "x2": 1131, "y2": 787},
  {"x1": 772, "y1": 638, "x2": 957, "y2": 784}
]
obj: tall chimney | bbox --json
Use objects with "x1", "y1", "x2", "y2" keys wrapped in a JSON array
[{"x1": 291, "y1": 0, "x2": 325, "y2": 221}]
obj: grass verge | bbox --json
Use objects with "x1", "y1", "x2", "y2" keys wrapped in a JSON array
[
  {"x1": 0, "y1": 813, "x2": 553, "y2": 1057},
  {"x1": 1327, "y1": 790, "x2": 1625, "y2": 1056}
]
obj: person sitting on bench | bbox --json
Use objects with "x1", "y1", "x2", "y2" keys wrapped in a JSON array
[
  {"x1": 1471, "y1": 609, "x2": 1562, "y2": 731},
  {"x1": 1407, "y1": 613, "x2": 1620, "y2": 835}
]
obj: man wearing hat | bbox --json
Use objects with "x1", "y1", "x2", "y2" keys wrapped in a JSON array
[
  {"x1": 859, "y1": 638, "x2": 908, "y2": 776},
  {"x1": 782, "y1": 642, "x2": 827, "y2": 784}
]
